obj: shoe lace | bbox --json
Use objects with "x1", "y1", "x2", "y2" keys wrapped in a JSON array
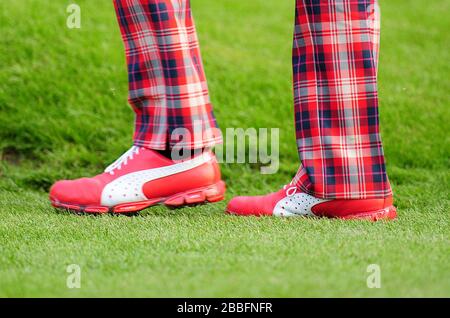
[
  {"x1": 104, "y1": 146, "x2": 140, "y2": 175},
  {"x1": 283, "y1": 182, "x2": 298, "y2": 197}
]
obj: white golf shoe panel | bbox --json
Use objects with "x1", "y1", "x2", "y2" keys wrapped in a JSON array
[
  {"x1": 101, "y1": 153, "x2": 211, "y2": 206},
  {"x1": 273, "y1": 192, "x2": 328, "y2": 217}
]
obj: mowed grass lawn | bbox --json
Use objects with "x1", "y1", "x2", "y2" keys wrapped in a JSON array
[{"x1": 0, "y1": 0, "x2": 449, "y2": 297}]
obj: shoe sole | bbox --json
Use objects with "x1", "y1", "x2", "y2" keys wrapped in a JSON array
[
  {"x1": 51, "y1": 181, "x2": 226, "y2": 214},
  {"x1": 338, "y1": 205, "x2": 397, "y2": 221},
  {"x1": 226, "y1": 205, "x2": 397, "y2": 221}
]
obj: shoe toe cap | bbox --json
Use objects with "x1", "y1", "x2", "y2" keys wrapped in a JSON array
[
  {"x1": 226, "y1": 189, "x2": 288, "y2": 216},
  {"x1": 49, "y1": 178, "x2": 102, "y2": 206},
  {"x1": 226, "y1": 195, "x2": 273, "y2": 216},
  {"x1": 226, "y1": 196, "x2": 247, "y2": 215}
]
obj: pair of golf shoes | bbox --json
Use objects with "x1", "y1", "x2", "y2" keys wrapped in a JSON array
[{"x1": 50, "y1": 146, "x2": 396, "y2": 221}]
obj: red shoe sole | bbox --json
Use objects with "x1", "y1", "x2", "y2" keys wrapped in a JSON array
[
  {"x1": 336, "y1": 205, "x2": 397, "y2": 221},
  {"x1": 226, "y1": 205, "x2": 397, "y2": 221},
  {"x1": 51, "y1": 181, "x2": 226, "y2": 214}
]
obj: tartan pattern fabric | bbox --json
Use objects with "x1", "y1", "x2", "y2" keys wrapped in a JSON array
[
  {"x1": 113, "y1": 0, "x2": 392, "y2": 199},
  {"x1": 291, "y1": 0, "x2": 391, "y2": 199},
  {"x1": 113, "y1": 0, "x2": 222, "y2": 149}
]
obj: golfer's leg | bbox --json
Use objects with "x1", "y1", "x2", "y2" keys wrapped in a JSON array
[
  {"x1": 291, "y1": 0, "x2": 392, "y2": 199},
  {"x1": 113, "y1": 0, "x2": 222, "y2": 150},
  {"x1": 49, "y1": 0, "x2": 225, "y2": 214},
  {"x1": 226, "y1": 0, "x2": 395, "y2": 219}
]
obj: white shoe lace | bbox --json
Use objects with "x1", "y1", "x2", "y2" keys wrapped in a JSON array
[
  {"x1": 104, "y1": 146, "x2": 140, "y2": 175},
  {"x1": 283, "y1": 182, "x2": 298, "y2": 197}
]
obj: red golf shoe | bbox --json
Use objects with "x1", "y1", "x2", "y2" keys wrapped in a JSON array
[
  {"x1": 49, "y1": 147, "x2": 225, "y2": 214},
  {"x1": 226, "y1": 184, "x2": 396, "y2": 221}
]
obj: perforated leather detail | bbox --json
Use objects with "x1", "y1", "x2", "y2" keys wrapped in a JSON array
[
  {"x1": 273, "y1": 192, "x2": 328, "y2": 217},
  {"x1": 101, "y1": 153, "x2": 212, "y2": 206}
]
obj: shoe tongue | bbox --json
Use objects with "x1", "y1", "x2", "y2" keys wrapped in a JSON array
[
  {"x1": 104, "y1": 146, "x2": 141, "y2": 174},
  {"x1": 106, "y1": 147, "x2": 177, "y2": 176},
  {"x1": 152, "y1": 148, "x2": 210, "y2": 163}
]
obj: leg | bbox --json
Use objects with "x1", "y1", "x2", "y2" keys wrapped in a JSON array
[
  {"x1": 113, "y1": 0, "x2": 222, "y2": 150},
  {"x1": 227, "y1": 0, "x2": 395, "y2": 220},
  {"x1": 292, "y1": 0, "x2": 391, "y2": 199},
  {"x1": 49, "y1": 0, "x2": 225, "y2": 214}
]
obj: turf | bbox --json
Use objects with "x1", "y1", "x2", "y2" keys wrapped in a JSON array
[{"x1": 0, "y1": 0, "x2": 449, "y2": 297}]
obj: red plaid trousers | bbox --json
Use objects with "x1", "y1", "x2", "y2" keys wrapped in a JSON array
[
  {"x1": 113, "y1": 0, "x2": 222, "y2": 149},
  {"x1": 113, "y1": 0, "x2": 392, "y2": 199}
]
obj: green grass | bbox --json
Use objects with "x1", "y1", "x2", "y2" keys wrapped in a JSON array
[{"x1": 0, "y1": 0, "x2": 449, "y2": 297}]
